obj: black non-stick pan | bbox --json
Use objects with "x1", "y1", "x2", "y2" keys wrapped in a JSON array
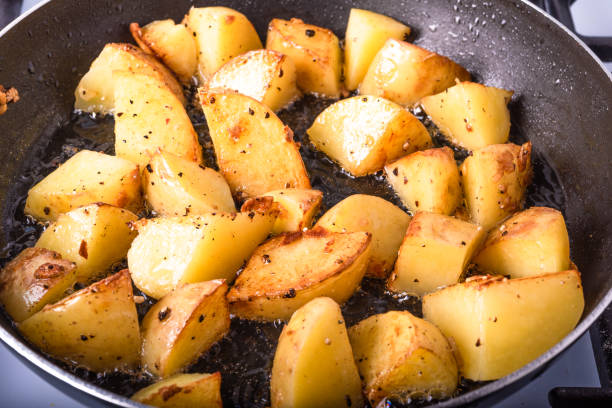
[{"x1": 0, "y1": 0, "x2": 611, "y2": 407}]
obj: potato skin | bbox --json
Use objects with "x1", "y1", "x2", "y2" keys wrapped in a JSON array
[{"x1": 132, "y1": 372, "x2": 223, "y2": 408}]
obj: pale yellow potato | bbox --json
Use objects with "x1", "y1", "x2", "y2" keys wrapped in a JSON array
[
  {"x1": 143, "y1": 151, "x2": 235, "y2": 217},
  {"x1": 227, "y1": 229, "x2": 371, "y2": 321},
  {"x1": 384, "y1": 147, "x2": 462, "y2": 215},
  {"x1": 461, "y1": 142, "x2": 532, "y2": 231},
  {"x1": 271, "y1": 297, "x2": 363, "y2": 408},
  {"x1": 74, "y1": 43, "x2": 184, "y2": 114},
  {"x1": 128, "y1": 206, "x2": 278, "y2": 299},
  {"x1": 360, "y1": 39, "x2": 470, "y2": 106},
  {"x1": 204, "y1": 49, "x2": 300, "y2": 112},
  {"x1": 130, "y1": 20, "x2": 197, "y2": 83},
  {"x1": 423, "y1": 270, "x2": 584, "y2": 381},
  {"x1": 474, "y1": 207, "x2": 570, "y2": 278},
  {"x1": 141, "y1": 280, "x2": 230, "y2": 378},
  {"x1": 315, "y1": 194, "x2": 411, "y2": 279},
  {"x1": 420, "y1": 81, "x2": 514, "y2": 151},
  {"x1": 19, "y1": 270, "x2": 140, "y2": 372},
  {"x1": 387, "y1": 212, "x2": 485, "y2": 296},
  {"x1": 266, "y1": 18, "x2": 342, "y2": 98},
  {"x1": 114, "y1": 72, "x2": 203, "y2": 169},
  {"x1": 24, "y1": 150, "x2": 141, "y2": 222},
  {"x1": 36, "y1": 204, "x2": 137, "y2": 283},
  {"x1": 0, "y1": 248, "x2": 77, "y2": 322},
  {"x1": 348, "y1": 311, "x2": 458, "y2": 406},
  {"x1": 307, "y1": 95, "x2": 432, "y2": 176},
  {"x1": 132, "y1": 372, "x2": 223, "y2": 408},
  {"x1": 344, "y1": 9, "x2": 411, "y2": 91},
  {"x1": 199, "y1": 91, "x2": 310, "y2": 200},
  {"x1": 241, "y1": 189, "x2": 322, "y2": 234},
  {"x1": 185, "y1": 6, "x2": 262, "y2": 80}
]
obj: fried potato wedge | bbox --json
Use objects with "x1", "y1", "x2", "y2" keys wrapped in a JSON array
[
  {"x1": 271, "y1": 297, "x2": 363, "y2": 408},
  {"x1": 142, "y1": 280, "x2": 230, "y2": 378},
  {"x1": 132, "y1": 372, "x2": 223, "y2": 408},
  {"x1": 19, "y1": 270, "x2": 140, "y2": 372},
  {"x1": 227, "y1": 229, "x2": 371, "y2": 321},
  {"x1": 24, "y1": 150, "x2": 141, "y2": 222},
  {"x1": 349, "y1": 311, "x2": 458, "y2": 406}
]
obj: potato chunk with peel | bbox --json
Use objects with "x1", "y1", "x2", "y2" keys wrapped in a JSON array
[
  {"x1": 348, "y1": 311, "x2": 458, "y2": 406},
  {"x1": 421, "y1": 82, "x2": 514, "y2": 151},
  {"x1": 24, "y1": 150, "x2": 141, "y2": 222},
  {"x1": 19, "y1": 270, "x2": 140, "y2": 373},
  {"x1": 387, "y1": 212, "x2": 485, "y2": 296},
  {"x1": 185, "y1": 6, "x2": 262, "y2": 80},
  {"x1": 74, "y1": 43, "x2": 184, "y2": 114},
  {"x1": 315, "y1": 194, "x2": 411, "y2": 278},
  {"x1": 344, "y1": 9, "x2": 411, "y2": 91},
  {"x1": 384, "y1": 147, "x2": 462, "y2": 215},
  {"x1": 132, "y1": 373, "x2": 223, "y2": 408},
  {"x1": 0, "y1": 248, "x2": 77, "y2": 322},
  {"x1": 423, "y1": 271, "x2": 584, "y2": 381},
  {"x1": 142, "y1": 280, "x2": 230, "y2": 378},
  {"x1": 266, "y1": 18, "x2": 342, "y2": 98},
  {"x1": 128, "y1": 208, "x2": 277, "y2": 299},
  {"x1": 143, "y1": 151, "x2": 235, "y2": 217},
  {"x1": 360, "y1": 39, "x2": 470, "y2": 106},
  {"x1": 204, "y1": 50, "x2": 300, "y2": 112},
  {"x1": 36, "y1": 204, "x2": 137, "y2": 283},
  {"x1": 227, "y1": 229, "x2": 372, "y2": 321},
  {"x1": 114, "y1": 72, "x2": 203, "y2": 169},
  {"x1": 474, "y1": 207, "x2": 570, "y2": 278},
  {"x1": 307, "y1": 95, "x2": 432, "y2": 176},
  {"x1": 271, "y1": 297, "x2": 363, "y2": 408},
  {"x1": 199, "y1": 91, "x2": 310, "y2": 200},
  {"x1": 461, "y1": 142, "x2": 532, "y2": 231}
]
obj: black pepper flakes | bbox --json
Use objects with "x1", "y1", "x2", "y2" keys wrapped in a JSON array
[
  {"x1": 198, "y1": 314, "x2": 205, "y2": 323},
  {"x1": 265, "y1": 112, "x2": 270, "y2": 119},
  {"x1": 279, "y1": 68, "x2": 284, "y2": 78},
  {"x1": 262, "y1": 254, "x2": 271, "y2": 264},
  {"x1": 393, "y1": 167, "x2": 399, "y2": 176},
  {"x1": 248, "y1": 107, "x2": 255, "y2": 115},
  {"x1": 146, "y1": 164, "x2": 153, "y2": 173},
  {"x1": 43, "y1": 207, "x2": 50, "y2": 215},
  {"x1": 305, "y1": 29, "x2": 315, "y2": 37},
  {"x1": 345, "y1": 395, "x2": 352, "y2": 407},
  {"x1": 178, "y1": 172, "x2": 183, "y2": 177},
  {"x1": 80, "y1": 335, "x2": 88, "y2": 341},
  {"x1": 158, "y1": 307, "x2": 171, "y2": 321},
  {"x1": 475, "y1": 338, "x2": 482, "y2": 347},
  {"x1": 209, "y1": 96, "x2": 216, "y2": 104},
  {"x1": 283, "y1": 288, "x2": 296, "y2": 298}
]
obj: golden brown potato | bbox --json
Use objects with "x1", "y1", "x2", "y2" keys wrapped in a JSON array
[
  {"x1": 143, "y1": 151, "x2": 235, "y2": 217},
  {"x1": 24, "y1": 150, "x2": 141, "y2": 222},
  {"x1": 344, "y1": 8, "x2": 411, "y2": 91},
  {"x1": 36, "y1": 204, "x2": 137, "y2": 283},
  {"x1": 474, "y1": 207, "x2": 570, "y2": 278},
  {"x1": 132, "y1": 373, "x2": 223, "y2": 408},
  {"x1": 420, "y1": 81, "x2": 514, "y2": 151},
  {"x1": 315, "y1": 194, "x2": 411, "y2": 278},
  {"x1": 114, "y1": 72, "x2": 203, "y2": 169},
  {"x1": 19, "y1": 270, "x2": 140, "y2": 372},
  {"x1": 204, "y1": 49, "x2": 300, "y2": 112},
  {"x1": 266, "y1": 18, "x2": 342, "y2": 98},
  {"x1": 461, "y1": 142, "x2": 532, "y2": 231},
  {"x1": 141, "y1": 280, "x2": 230, "y2": 378},
  {"x1": 360, "y1": 39, "x2": 470, "y2": 106},
  {"x1": 199, "y1": 90, "x2": 310, "y2": 200},
  {"x1": 271, "y1": 297, "x2": 363, "y2": 408},
  {"x1": 387, "y1": 212, "x2": 485, "y2": 296},
  {"x1": 0, "y1": 248, "x2": 77, "y2": 322},
  {"x1": 307, "y1": 95, "x2": 432, "y2": 176},
  {"x1": 348, "y1": 311, "x2": 458, "y2": 406},
  {"x1": 227, "y1": 229, "x2": 372, "y2": 321},
  {"x1": 423, "y1": 270, "x2": 585, "y2": 381},
  {"x1": 74, "y1": 43, "x2": 185, "y2": 114},
  {"x1": 384, "y1": 147, "x2": 462, "y2": 215}
]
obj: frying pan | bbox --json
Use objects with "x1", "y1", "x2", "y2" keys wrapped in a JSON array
[{"x1": 0, "y1": 0, "x2": 611, "y2": 407}]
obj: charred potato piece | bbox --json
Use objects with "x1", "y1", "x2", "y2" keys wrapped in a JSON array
[
  {"x1": 349, "y1": 311, "x2": 458, "y2": 406},
  {"x1": 266, "y1": 18, "x2": 342, "y2": 98},
  {"x1": 271, "y1": 297, "x2": 363, "y2": 408},
  {"x1": 315, "y1": 194, "x2": 411, "y2": 278},
  {"x1": 227, "y1": 229, "x2": 372, "y2": 321},
  {"x1": 360, "y1": 39, "x2": 470, "y2": 106},
  {"x1": 142, "y1": 280, "x2": 230, "y2": 378},
  {"x1": 132, "y1": 372, "x2": 223, "y2": 408},
  {"x1": 24, "y1": 149, "x2": 141, "y2": 222},
  {"x1": 307, "y1": 95, "x2": 432, "y2": 176},
  {"x1": 19, "y1": 270, "x2": 140, "y2": 372},
  {"x1": 423, "y1": 271, "x2": 584, "y2": 381}
]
